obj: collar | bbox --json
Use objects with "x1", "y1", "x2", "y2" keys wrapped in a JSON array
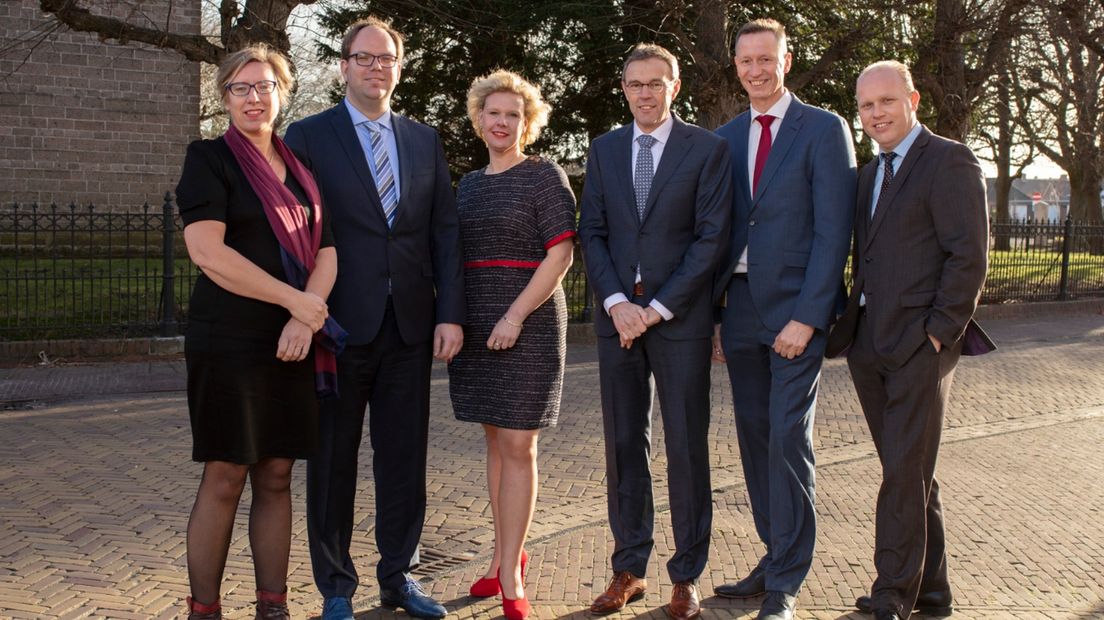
[
  {"x1": 750, "y1": 89, "x2": 793, "y2": 123},
  {"x1": 632, "y1": 115, "x2": 675, "y2": 145},
  {"x1": 878, "y1": 121, "x2": 922, "y2": 160},
  {"x1": 344, "y1": 98, "x2": 393, "y2": 131}
]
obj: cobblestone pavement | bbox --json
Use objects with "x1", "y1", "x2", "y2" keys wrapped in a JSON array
[{"x1": 1, "y1": 314, "x2": 1102, "y2": 619}]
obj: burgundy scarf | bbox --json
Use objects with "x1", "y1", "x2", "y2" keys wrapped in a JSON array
[{"x1": 224, "y1": 124, "x2": 347, "y2": 398}]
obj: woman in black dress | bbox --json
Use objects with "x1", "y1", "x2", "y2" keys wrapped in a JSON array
[
  {"x1": 176, "y1": 45, "x2": 341, "y2": 620},
  {"x1": 448, "y1": 70, "x2": 576, "y2": 620}
]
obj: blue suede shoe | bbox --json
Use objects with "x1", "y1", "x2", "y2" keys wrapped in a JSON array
[
  {"x1": 380, "y1": 579, "x2": 447, "y2": 619},
  {"x1": 321, "y1": 597, "x2": 354, "y2": 620}
]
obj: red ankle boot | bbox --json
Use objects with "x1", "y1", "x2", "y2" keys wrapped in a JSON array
[
  {"x1": 255, "y1": 589, "x2": 289, "y2": 619},
  {"x1": 186, "y1": 596, "x2": 222, "y2": 620}
]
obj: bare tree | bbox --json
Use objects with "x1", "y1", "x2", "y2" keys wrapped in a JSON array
[
  {"x1": 1015, "y1": 0, "x2": 1103, "y2": 242},
  {"x1": 39, "y1": 0, "x2": 317, "y2": 63},
  {"x1": 909, "y1": 0, "x2": 1031, "y2": 142}
]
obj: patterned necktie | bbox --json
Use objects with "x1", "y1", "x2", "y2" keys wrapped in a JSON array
[
  {"x1": 634, "y1": 134, "x2": 657, "y2": 220},
  {"x1": 752, "y1": 114, "x2": 775, "y2": 194},
  {"x1": 365, "y1": 121, "x2": 398, "y2": 228},
  {"x1": 871, "y1": 151, "x2": 897, "y2": 219}
]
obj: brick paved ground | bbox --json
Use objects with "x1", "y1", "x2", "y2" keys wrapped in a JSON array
[{"x1": 0, "y1": 314, "x2": 1102, "y2": 619}]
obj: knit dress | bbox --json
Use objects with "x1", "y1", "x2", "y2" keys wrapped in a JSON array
[{"x1": 447, "y1": 156, "x2": 576, "y2": 429}]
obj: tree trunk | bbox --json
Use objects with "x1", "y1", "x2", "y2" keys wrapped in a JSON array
[
  {"x1": 992, "y1": 75, "x2": 1014, "y2": 250},
  {"x1": 1068, "y1": 169, "x2": 1104, "y2": 254}
]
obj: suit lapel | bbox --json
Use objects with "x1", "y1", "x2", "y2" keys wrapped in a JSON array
[
  {"x1": 752, "y1": 98, "x2": 804, "y2": 209},
  {"x1": 866, "y1": 127, "x2": 931, "y2": 248},
  {"x1": 329, "y1": 105, "x2": 386, "y2": 224},
  {"x1": 857, "y1": 160, "x2": 877, "y2": 243},
  {"x1": 731, "y1": 113, "x2": 752, "y2": 204},
  {"x1": 612, "y1": 124, "x2": 636, "y2": 225},
  {"x1": 641, "y1": 119, "x2": 691, "y2": 224},
  {"x1": 390, "y1": 114, "x2": 414, "y2": 229}
]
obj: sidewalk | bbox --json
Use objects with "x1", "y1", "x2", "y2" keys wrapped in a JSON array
[{"x1": 1, "y1": 313, "x2": 1102, "y2": 619}]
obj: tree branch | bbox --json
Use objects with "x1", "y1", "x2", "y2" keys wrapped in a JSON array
[{"x1": 40, "y1": 0, "x2": 223, "y2": 63}]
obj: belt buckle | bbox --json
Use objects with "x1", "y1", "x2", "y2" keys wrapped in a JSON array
[{"x1": 632, "y1": 282, "x2": 645, "y2": 297}]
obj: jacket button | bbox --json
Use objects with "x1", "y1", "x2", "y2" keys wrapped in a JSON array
[
  {"x1": 749, "y1": 219, "x2": 756, "y2": 226},
  {"x1": 865, "y1": 257, "x2": 872, "y2": 263}
]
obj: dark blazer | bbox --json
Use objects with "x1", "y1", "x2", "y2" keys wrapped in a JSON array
[
  {"x1": 826, "y1": 126, "x2": 995, "y2": 366},
  {"x1": 578, "y1": 117, "x2": 733, "y2": 340},
  {"x1": 284, "y1": 105, "x2": 464, "y2": 346},
  {"x1": 714, "y1": 96, "x2": 856, "y2": 332}
]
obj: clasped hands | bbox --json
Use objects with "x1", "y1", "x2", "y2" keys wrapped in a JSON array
[
  {"x1": 610, "y1": 302, "x2": 663, "y2": 349},
  {"x1": 278, "y1": 290, "x2": 328, "y2": 362}
]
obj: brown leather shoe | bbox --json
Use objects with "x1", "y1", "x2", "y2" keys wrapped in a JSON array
[
  {"x1": 590, "y1": 571, "x2": 647, "y2": 615},
  {"x1": 666, "y1": 582, "x2": 701, "y2": 620}
]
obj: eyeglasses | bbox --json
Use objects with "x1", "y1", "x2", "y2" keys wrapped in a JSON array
[
  {"x1": 225, "y1": 80, "x2": 278, "y2": 97},
  {"x1": 346, "y1": 52, "x2": 400, "y2": 68},
  {"x1": 623, "y1": 80, "x2": 671, "y2": 93}
]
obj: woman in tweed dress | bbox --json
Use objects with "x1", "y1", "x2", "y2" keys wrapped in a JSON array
[{"x1": 448, "y1": 70, "x2": 576, "y2": 620}]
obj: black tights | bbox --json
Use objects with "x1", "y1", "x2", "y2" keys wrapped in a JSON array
[{"x1": 186, "y1": 457, "x2": 293, "y2": 604}]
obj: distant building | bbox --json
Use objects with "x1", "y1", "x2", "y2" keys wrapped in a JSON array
[
  {"x1": 987, "y1": 177, "x2": 1071, "y2": 222},
  {"x1": 0, "y1": 1, "x2": 200, "y2": 207}
]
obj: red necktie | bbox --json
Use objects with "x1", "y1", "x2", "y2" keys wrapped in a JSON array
[{"x1": 753, "y1": 114, "x2": 775, "y2": 194}]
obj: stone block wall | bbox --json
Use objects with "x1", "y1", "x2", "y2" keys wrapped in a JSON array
[{"x1": 0, "y1": 0, "x2": 201, "y2": 208}]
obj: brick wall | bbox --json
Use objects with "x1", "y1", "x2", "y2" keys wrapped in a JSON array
[{"x1": 0, "y1": 0, "x2": 200, "y2": 208}]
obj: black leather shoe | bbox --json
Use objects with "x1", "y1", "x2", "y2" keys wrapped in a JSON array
[
  {"x1": 872, "y1": 609, "x2": 900, "y2": 620},
  {"x1": 380, "y1": 579, "x2": 447, "y2": 619},
  {"x1": 714, "y1": 559, "x2": 766, "y2": 599},
  {"x1": 855, "y1": 591, "x2": 953, "y2": 617},
  {"x1": 756, "y1": 591, "x2": 796, "y2": 620}
]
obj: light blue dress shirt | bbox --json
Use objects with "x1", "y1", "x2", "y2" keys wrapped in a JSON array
[
  {"x1": 345, "y1": 98, "x2": 401, "y2": 204},
  {"x1": 871, "y1": 122, "x2": 922, "y2": 216}
]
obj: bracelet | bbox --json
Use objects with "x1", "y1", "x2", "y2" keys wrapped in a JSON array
[{"x1": 501, "y1": 315, "x2": 523, "y2": 328}]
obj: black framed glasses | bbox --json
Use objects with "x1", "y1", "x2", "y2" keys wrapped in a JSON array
[
  {"x1": 345, "y1": 52, "x2": 400, "y2": 68},
  {"x1": 623, "y1": 80, "x2": 671, "y2": 93},
  {"x1": 225, "y1": 80, "x2": 278, "y2": 97}
]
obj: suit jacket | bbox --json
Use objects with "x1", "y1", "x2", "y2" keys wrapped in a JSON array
[
  {"x1": 714, "y1": 96, "x2": 857, "y2": 332},
  {"x1": 825, "y1": 126, "x2": 995, "y2": 366},
  {"x1": 578, "y1": 117, "x2": 733, "y2": 340},
  {"x1": 284, "y1": 104, "x2": 464, "y2": 346}
]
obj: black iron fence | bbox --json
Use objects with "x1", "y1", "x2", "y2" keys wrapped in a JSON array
[
  {"x1": 0, "y1": 195, "x2": 197, "y2": 340},
  {"x1": 984, "y1": 218, "x2": 1104, "y2": 303},
  {"x1": 1, "y1": 202, "x2": 1101, "y2": 342}
]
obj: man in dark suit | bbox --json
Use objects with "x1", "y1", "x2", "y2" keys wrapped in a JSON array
[
  {"x1": 578, "y1": 43, "x2": 732, "y2": 620},
  {"x1": 712, "y1": 18, "x2": 856, "y2": 620},
  {"x1": 825, "y1": 60, "x2": 993, "y2": 620},
  {"x1": 284, "y1": 16, "x2": 463, "y2": 620}
]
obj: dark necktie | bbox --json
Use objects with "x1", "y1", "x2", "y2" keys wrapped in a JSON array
[
  {"x1": 634, "y1": 134, "x2": 657, "y2": 220},
  {"x1": 752, "y1": 114, "x2": 775, "y2": 194},
  {"x1": 871, "y1": 151, "x2": 897, "y2": 219}
]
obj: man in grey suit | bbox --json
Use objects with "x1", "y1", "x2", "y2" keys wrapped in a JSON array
[
  {"x1": 579, "y1": 43, "x2": 732, "y2": 620},
  {"x1": 825, "y1": 61, "x2": 993, "y2": 620},
  {"x1": 712, "y1": 18, "x2": 856, "y2": 620},
  {"x1": 284, "y1": 16, "x2": 463, "y2": 620}
]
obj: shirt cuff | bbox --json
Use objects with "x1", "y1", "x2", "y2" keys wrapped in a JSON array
[
  {"x1": 650, "y1": 299, "x2": 673, "y2": 321},
  {"x1": 603, "y1": 293, "x2": 630, "y2": 315}
]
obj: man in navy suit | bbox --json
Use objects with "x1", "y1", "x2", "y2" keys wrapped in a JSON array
[
  {"x1": 712, "y1": 18, "x2": 856, "y2": 620},
  {"x1": 284, "y1": 16, "x2": 463, "y2": 620},
  {"x1": 579, "y1": 43, "x2": 732, "y2": 620}
]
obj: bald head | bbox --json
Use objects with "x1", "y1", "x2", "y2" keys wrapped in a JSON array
[{"x1": 856, "y1": 61, "x2": 920, "y2": 152}]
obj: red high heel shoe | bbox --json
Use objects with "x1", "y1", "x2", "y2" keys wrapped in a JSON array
[
  {"x1": 502, "y1": 593, "x2": 531, "y2": 620},
  {"x1": 500, "y1": 563, "x2": 531, "y2": 620},
  {"x1": 468, "y1": 549, "x2": 528, "y2": 598}
]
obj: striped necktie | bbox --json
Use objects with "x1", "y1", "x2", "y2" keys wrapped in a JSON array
[{"x1": 365, "y1": 121, "x2": 397, "y2": 228}]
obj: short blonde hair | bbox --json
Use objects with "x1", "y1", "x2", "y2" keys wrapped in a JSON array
[
  {"x1": 466, "y1": 70, "x2": 551, "y2": 148},
  {"x1": 857, "y1": 60, "x2": 916, "y2": 93},
  {"x1": 216, "y1": 44, "x2": 295, "y2": 107}
]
